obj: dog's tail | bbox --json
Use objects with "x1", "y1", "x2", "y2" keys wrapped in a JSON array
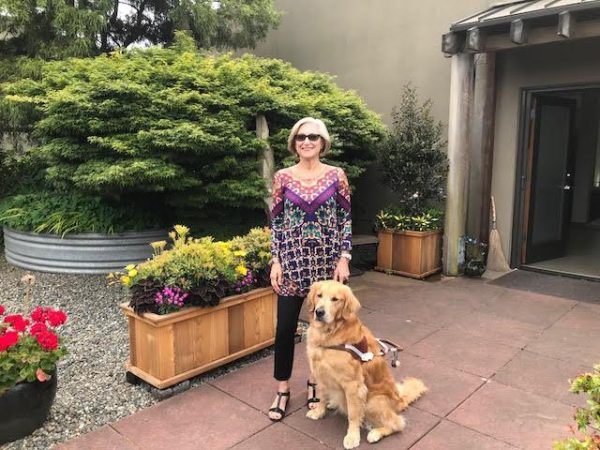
[{"x1": 396, "y1": 377, "x2": 427, "y2": 410}]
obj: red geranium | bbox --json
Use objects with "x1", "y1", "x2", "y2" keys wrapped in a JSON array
[
  {"x1": 29, "y1": 321, "x2": 48, "y2": 336},
  {"x1": 35, "y1": 330, "x2": 59, "y2": 351},
  {"x1": 31, "y1": 306, "x2": 49, "y2": 323},
  {"x1": 0, "y1": 331, "x2": 19, "y2": 351},
  {"x1": 4, "y1": 314, "x2": 30, "y2": 332},
  {"x1": 0, "y1": 303, "x2": 68, "y2": 393},
  {"x1": 47, "y1": 310, "x2": 67, "y2": 327}
]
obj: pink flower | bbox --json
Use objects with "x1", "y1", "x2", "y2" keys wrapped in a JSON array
[
  {"x1": 35, "y1": 330, "x2": 59, "y2": 351},
  {"x1": 0, "y1": 331, "x2": 19, "y2": 351},
  {"x1": 0, "y1": 305, "x2": 5, "y2": 315},
  {"x1": 4, "y1": 314, "x2": 29, "y2": 332},
  {"x1": 36, "y1": 368, "x2": 50, "y2": 382}
]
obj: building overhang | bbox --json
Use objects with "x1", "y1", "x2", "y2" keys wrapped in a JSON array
[{"x1": 443, "y1": 0, "x2": 600, "y2": 54}]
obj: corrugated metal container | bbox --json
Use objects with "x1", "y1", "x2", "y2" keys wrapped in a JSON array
[{"x1": 3, "y1": 227, "x2": 167, "y2": 274}]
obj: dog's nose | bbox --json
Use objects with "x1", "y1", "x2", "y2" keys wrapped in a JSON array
[{"x1": 315, "y1": 307, "x2": 325, "y2": 319}]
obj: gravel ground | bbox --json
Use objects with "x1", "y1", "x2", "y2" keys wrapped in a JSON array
[{"x1": 0, "y1": 257, "x2": 291, "y2": 450}]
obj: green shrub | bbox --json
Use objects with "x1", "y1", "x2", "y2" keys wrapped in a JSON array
[
  {"x1": 374, "y1": 84, "x2": 447, "y2": 218},
  {"x1": 0, "y1": 192, "x2": 160, "y2": 235},
  {"x1": 554, "y1": 363, "x2": 600, "y2": 450},
  {"x1": 1, "y1": 40, "x2": 384, "y2": 233}
]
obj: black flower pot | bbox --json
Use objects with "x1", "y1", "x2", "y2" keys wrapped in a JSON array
[{"x1": 0, "y1": 371, "x2": 57, "y2": 444}]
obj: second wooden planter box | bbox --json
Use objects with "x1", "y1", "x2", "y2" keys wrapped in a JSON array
[
  {"x1": 376, "y1": 229, "x2": 442, "y2": 279},
  {"x1": 120, "y1": 287, "x2": 276, "y2": 389}
]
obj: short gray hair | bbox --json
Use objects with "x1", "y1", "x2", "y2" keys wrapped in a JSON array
[{"x1": 287, "y1": 117, "x2": 332, "y2": 156}]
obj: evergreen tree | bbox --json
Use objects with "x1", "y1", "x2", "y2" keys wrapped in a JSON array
[
  {"x1": 375, "y1": 84, "x2": 448, "y2": 216},
  {"x1": 0, "y1": 0, "x2": 281, "y2": 59},
  {"x1": 1, "y1": 38, "x2": 384, "y2": 233}
]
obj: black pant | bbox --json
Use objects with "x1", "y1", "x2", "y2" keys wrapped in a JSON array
[{"x1": 274, "y1": 295, "x2": 305, "y2": 381}]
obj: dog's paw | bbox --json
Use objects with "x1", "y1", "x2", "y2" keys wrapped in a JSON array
[
  {"x1": 306, "y1": 408, "x2": 326, "y2": 420},
  {"x1": 367, "y1": 429, "x2": 383, "y2": 443},
  {"x1": 343, "y1": 432, "x2": 360, "y2": 449}
]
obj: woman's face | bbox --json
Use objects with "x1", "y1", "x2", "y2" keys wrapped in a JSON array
[{"x1": 294, "y1": 123, "x2": 323, "y2": 161}]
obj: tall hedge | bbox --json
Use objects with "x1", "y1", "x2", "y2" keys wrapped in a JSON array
[{"x1": 1, "y1": 39, "x2": 384, "y2": 234}]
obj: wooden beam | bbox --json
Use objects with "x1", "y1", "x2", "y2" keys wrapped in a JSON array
[
  {"x1": 466, "y1": 27, "x2": 485, "y2": 52},
  {"x1": 510, "y1": 19, "x2": 528, "y2": 44},
  {"x1": 481, "y1": 17, "x2": 600, "y2": 52},
  {"x1": 558, "y1": 10, "x2": 573, "y2": 38},
  {"x1": 442, "y1": 32, "x2": 462, "y2": 55},
  {"x1": 444, "y1": 53, "x2": 474, "y2": 276}
]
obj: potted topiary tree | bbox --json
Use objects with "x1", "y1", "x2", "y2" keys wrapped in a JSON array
[{"x1": 374, "y1": 84, "x2": 448, "y2": 279}]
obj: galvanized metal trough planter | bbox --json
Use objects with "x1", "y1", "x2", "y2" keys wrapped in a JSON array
[{"x1": 2, "y1": 227, "x2": 166, "y2": 274}]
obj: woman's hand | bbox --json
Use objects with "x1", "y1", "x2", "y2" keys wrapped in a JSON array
[
  {"x1": 333, "y1": 258, "x2": 350, "y2": 284},
  {"x1": 270, "y1": 262, "x2": 282, "y2": 294}
]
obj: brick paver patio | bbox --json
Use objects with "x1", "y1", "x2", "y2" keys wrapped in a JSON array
[{"x1": 57, "y1": 271, "x2": 600, "y2": 450}]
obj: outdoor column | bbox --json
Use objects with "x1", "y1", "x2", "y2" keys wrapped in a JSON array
[
  {"x1": 467, "y1": 52, "x2": 497, "y2": 242},
  {"x1": 443, "y1": 52, "x2": 474, "y2": 276}
]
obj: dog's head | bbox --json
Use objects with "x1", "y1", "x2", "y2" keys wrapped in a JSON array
[{"x1": 307, "y1": 280, "x2": 361, "y2": 325}]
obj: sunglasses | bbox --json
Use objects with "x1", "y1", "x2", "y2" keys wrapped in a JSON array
[{"x1": 294, "y1": 133, "x2": 321, "y2": 142}]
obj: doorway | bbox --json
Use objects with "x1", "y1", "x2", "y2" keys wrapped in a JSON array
[{"x1": 514, "y1": 87, "x2": 600, "y2": 280}]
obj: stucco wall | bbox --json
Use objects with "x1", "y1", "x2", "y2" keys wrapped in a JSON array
[
  {"x1": 493, "y1": 37, "x2": 600, "y2": 259},
  {"x1": 250, "y1": 0, "x2": 490, "y2": 232}
]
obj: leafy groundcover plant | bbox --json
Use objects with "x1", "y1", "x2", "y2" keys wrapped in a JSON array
[
  {"x1": 111, "y1": 225, "x2": 271, "y2": 315},
  {"x1": 0, "y1": 191, "x2": 160, "y2": 236},
  {"x1": 554, "y1": 364, "x2": 600, "y2": 450},
  {"x1": 0, "y1": 275, "x2": 68, "y2": 393}
]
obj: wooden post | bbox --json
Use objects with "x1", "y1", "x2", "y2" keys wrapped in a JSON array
[
  {"x1": 466, "y1": 53, "x2": 497, "y2": 243},
  {"x1": 256, "y1": 114, "x2": 274, "y2": 216},
  {"x1": 443, "y1": 52, "x2": 474, "y2": 276}
]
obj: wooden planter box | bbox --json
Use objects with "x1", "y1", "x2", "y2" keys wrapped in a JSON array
[
  {"x1": 120, "y1": 287, "x2": 276, "y2": 389},
  {"x1": 375, "y1": 229, "x2": 442, "y2": 279}
]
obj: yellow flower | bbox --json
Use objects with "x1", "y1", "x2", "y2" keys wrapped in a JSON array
[
  {"x1": 233, "y1": 250, "x2": 247, "y2": 257},
  {"x1": 120, "y1": 275, "x2": 131, "y2": 286},
  {"x1": 235, "y1": 265, "x2": 248, "y2": 276},
  {"x1": 150, "y1": 240, "x2": 167, "y2": 252},
  {"x1": 174, "y1": 225, "x2": 190, "y2": 237},
  {"x1": 125, "y1": 264, "x2": 136, "y2": 271},
  {"x1": 128, "y1": 269, "x2": 138, "y2": 278}
]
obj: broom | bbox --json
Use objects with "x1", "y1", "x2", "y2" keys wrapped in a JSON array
[{"x1": 485, "y1": 196, "x2": 511, "y2": 272}]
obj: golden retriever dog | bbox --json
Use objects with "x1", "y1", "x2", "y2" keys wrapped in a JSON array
[{"x1": 305, "y1": 280, "x2": 427, "y2": 449}]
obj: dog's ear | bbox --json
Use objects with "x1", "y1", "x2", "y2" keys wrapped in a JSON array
[
  {"x1": 341, "y1": 285, "x2": 361, "y2": 320},
  {"x1": 307, "y1": 282, "x2": 321, "y2": 313}
]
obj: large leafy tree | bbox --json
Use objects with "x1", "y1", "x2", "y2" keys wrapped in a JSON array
[
  {"x1": 0, "y1": 0, "x2": 281, "y2": 59},
  {"x1": 0, "y1": 36, "x2": 384, "y2": 234}
]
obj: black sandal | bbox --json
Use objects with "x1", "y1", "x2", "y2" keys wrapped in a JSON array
[
  {"x1": 307, "y1": 381, "x2": 320, "y2": 409},
  {"x1": 268, "y1": 391, "x2": 290, "y2": 422}
]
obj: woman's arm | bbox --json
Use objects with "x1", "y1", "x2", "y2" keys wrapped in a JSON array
[{"x1": 270, "y1": 171, "x2": 284, "y2": 293}]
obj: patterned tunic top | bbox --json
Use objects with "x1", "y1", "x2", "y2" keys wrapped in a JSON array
[{"x1": 270, "y1": 166, "x2": 352, "y2": 297}]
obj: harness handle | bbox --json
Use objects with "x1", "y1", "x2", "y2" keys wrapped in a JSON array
[{"x1": 376, "y1": 338, "x2": 403, "y2": 368}]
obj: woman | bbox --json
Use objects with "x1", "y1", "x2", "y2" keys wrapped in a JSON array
[{"x1": 268, "y1": 117, "x2": 352, "y2": 421}]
